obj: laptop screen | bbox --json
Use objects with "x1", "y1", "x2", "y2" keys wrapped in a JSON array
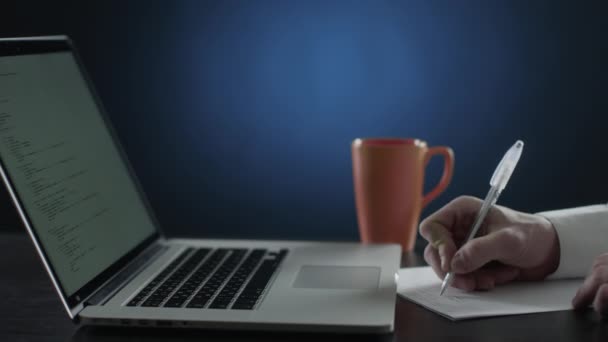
[{"x1": 0, "y1": 41, "x2": 158, "y2": 304}]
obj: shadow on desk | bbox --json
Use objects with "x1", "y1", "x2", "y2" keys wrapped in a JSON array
[
  {"x1": 71, "y1": 306, "x2": 608, "y2": 342},
  {"x1": 72, "y1": 326, "x2": 394, "y2": 342}
]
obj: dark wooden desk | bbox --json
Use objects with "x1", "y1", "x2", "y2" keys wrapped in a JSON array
[{"x1": 2, "y1": 233, "x2": 607, "y2": 341}]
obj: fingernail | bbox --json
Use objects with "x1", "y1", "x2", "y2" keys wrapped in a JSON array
[
  {"x1": 440, "y1": 256, "x2": 449, "y2": 272},
  {"x1": 437, "y1": 248, "x2": 447, "y2": 272}
]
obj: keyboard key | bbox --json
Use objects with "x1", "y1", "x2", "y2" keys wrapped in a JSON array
[
  {"x1": 143, "y1": 249, "x2": 209, "y2": 305},
  {"x1": 141, "y1": 300, "x2": 162, "y2": 307},
  {"x1": 129, "y1": 247, "x2": 287, "y2": 311},
  {"x1": 231, "y1": 249, "x2": 288, "y2": 310},
  {"x1": 164, "y1": 300, "x2": 184, "y2": 308},
  {"x1": 209, "y1": 301, "x2": 231, "y2": 309},
  {"x1": 232, "y1": 302, "x2": 256, "y2": 310},
  {"x1": 126, "y1": 248, "x2": 192, "y2": 306}
]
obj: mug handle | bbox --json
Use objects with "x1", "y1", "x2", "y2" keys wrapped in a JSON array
[{"x1": 422, "y1": 146, "x2": 455, "y2": 208}]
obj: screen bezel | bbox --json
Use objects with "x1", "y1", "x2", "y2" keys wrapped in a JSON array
[{"x1": 0, "y1": 37, "x2": 162, "y2": 316}]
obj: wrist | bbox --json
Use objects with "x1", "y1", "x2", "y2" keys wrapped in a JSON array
[{"x1": 538, "y1": 215, "x2": 560, "y2": 277}]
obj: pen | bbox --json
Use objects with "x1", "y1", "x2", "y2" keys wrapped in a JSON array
[{"x1": 439, "y1": 140, "x2": 524, "y2": 296}]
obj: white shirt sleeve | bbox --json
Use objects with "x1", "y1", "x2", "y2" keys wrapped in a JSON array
[{"x1": 537, "y1": 204, "x2": 608, "y2": 279}]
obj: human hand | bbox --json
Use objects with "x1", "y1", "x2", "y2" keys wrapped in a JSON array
[
  {"x1": 419, "y1": 196, "x2": 560, "y2": 291},
  {"x1": 572, "y1": 253, "x2": 608, "y2": 316}
]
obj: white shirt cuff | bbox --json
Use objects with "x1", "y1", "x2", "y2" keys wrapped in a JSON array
[{"x1": 537, "y1": 204, "x2": 608, "y2": 279}]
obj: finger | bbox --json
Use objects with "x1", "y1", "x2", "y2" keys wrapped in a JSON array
[
  {"x1": 473, "y1": 273, "x2": 495, "y2": 291},
  {"x1": 451, "y1": 229, "x2": 523, "y2": 274},
  {"x1": 437, "y1": 238, "x2": 457, "y2": 273},
  {"x1": 422, "y1": 222, "x2": 458, "y2": 272},
  {"x1": 592, "y1": 253, "x2": 608, "y2": 272},
  {"x1": 424, "y1": 244, "x2": 446, "y2": 279},
  {"x1": 593, "y1": 283, "x2": 608, "y2": 316},
  {"x1": 419, "y1": 197, "x2": 482, "y2": 272},
  {"x1": 490, "y1": 265, "x2": 521, "y2": 285},
  {"x1": 419, "y1": 196, "x2": 483, "y2": 241},
  {"x1": 450, "y1": 266, "x2": 520, "y2": 292},
  {"x1": 472, "y1": 265, "x2": 521, "y2": 290},
  {"x1": 572, "y1": 266, "x2": 608, "y2": 310},
  {"x1": 451, "y1": 274, "x2": 475, "y2": 291}
]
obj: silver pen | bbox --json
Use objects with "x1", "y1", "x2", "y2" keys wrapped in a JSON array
[{"x1": 439, "y1": 140, "x2": 524, "y2": 296}]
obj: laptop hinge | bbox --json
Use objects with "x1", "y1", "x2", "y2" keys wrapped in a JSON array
[{"x1": 83, "y1": 241, "x2": 168, "y2": 308}]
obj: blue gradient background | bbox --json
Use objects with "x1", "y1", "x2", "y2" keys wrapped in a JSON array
[{"x1": 2, "y1": 1, "x2": 608, "y2": 248}]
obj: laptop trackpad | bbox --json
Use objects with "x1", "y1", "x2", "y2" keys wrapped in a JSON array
[{"x1": 293, "y1": 265, "x2": 380, "y2": 290}]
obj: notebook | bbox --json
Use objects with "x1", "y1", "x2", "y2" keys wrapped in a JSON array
[{"x1": 397, "y1": 267, "x2": 583, "y2": 320}]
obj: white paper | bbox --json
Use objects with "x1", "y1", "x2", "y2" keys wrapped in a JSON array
[{"x1": 397, "y1": 267, "x2": 583, "y2": 320}]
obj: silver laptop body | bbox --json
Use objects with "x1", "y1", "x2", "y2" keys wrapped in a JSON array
[{"x1": 0, "y1": 36, "x2": 400, "y2": 333}]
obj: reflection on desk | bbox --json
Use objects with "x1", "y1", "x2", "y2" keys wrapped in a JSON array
[{"x1": 1, "y1": 233, "x2": 606, "y2": 342}]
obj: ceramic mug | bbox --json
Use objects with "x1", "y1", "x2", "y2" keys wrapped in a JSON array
[{"x1": 351, "y1": 138, "x2": 454, "y2": 251}]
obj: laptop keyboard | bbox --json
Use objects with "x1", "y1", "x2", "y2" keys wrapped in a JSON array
[{"x1": 126, "y1": 247, "x2": 288, "y2": 310}]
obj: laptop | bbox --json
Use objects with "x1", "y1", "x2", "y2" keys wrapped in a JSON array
[{"x1": 0, "y1": 36, "x2": 400, "y2": 333}]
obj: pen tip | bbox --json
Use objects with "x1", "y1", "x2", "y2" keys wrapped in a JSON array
[
  {"x1": 515, "y1": 140, "x2": 524, "y2": 148},
  {"x1": 439, "y1": 286, "x2": 446, "y2": 296}
]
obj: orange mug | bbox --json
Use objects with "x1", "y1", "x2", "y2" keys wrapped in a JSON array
[{"x1": 351, "y1": 138, "x2": 454, "y2": 251}]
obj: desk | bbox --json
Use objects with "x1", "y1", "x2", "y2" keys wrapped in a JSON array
[{"x1": 1, "y1": 233, "x2": 606, "y2": 341}]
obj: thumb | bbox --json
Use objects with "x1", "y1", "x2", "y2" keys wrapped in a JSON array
[{"x1": 451, "y1": 228, "x2": 523, "y2": 274}]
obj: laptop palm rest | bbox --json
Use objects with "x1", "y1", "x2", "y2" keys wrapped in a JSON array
[{"x1": 292, "y1": 265, "x2": 380, "y2": 290}]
